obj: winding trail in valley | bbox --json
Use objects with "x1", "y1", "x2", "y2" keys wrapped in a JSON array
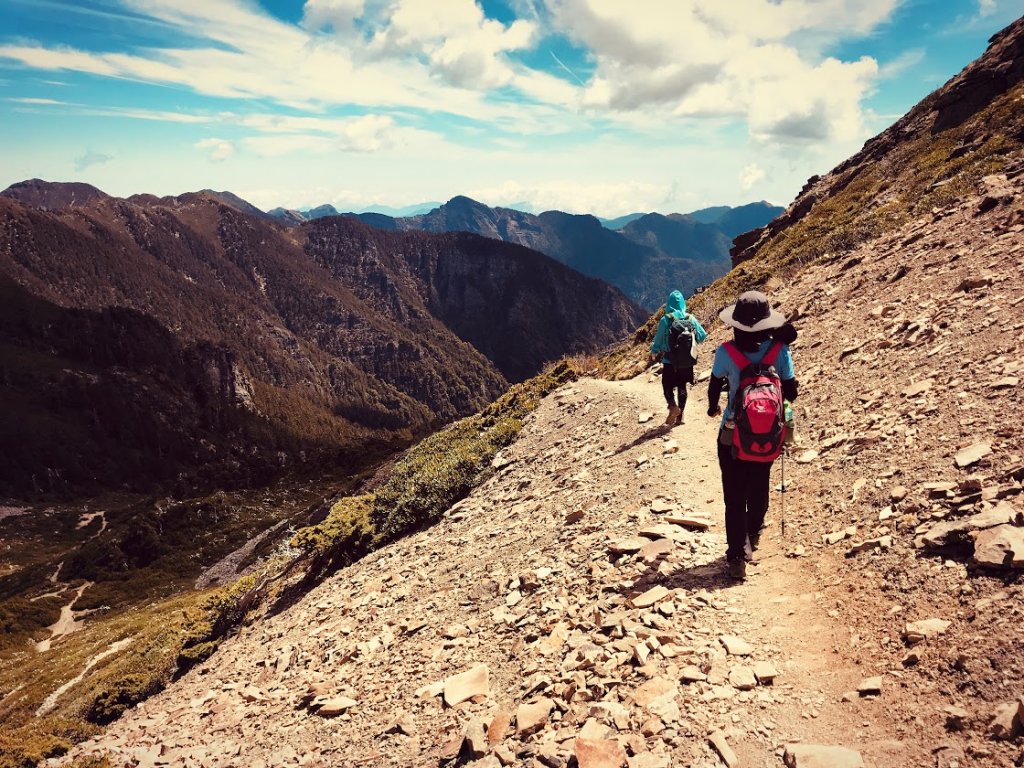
[{"x1": 35, "y1": 581, "x2": 94, "y2": 654}]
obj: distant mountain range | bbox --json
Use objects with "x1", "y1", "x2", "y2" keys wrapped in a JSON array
[
  {"x1": 0, "y1": 180, "x2": 644, "y2": 496},
  {"x1": 304, "y1": 197, "x2": 784, "y2": 309}
]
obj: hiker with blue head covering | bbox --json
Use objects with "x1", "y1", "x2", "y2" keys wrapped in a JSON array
[
  {"x1": 649, "y1": 290, "x2": 708, "y2": 426},
  {"x1": 707, "y1": 290, "x2": 800, "y2": 581}
]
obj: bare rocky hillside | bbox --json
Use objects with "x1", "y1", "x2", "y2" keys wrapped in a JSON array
[{"x1": 0, "y1": 186, "x2": 643, "y2": 496}]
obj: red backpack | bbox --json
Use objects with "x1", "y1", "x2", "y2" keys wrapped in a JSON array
[{"x1": 724, "y1": 341, "x2": 787, "y2": 462}]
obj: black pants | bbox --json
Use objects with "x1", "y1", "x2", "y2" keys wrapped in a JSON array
[
  {"x1": 661, "y1": 364, "x2": 694, "y2": 409},
  {"x1": 717, "y1": 438, "x2": 773, "y2": 561}
]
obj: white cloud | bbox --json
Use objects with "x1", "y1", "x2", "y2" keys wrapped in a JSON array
[
  {"x1": 466, "y1": 179, "x2": 673, "y2": 217},
  {"x1": 549, "y1": 0, "x2": 891, "y2": 146},
  {"x1": 371, "y1": 0, "x2": 537, "y2": 89},
  {"x1": 977, "y1": 0, "x2": 997, "y2": 17},
  {"x1": 74, "y1": 150, "x2": 113, "y2": 171},
  {"x1": 739, "y1": 163, "x2": 765, "y2": 191},
  {"x1": 878, "y1": 48, "x2": 925, "y2": 79},
  {"x1": 195, "y1": 138, "x2": 236, "y2": 161},
  {"x1": 302, "y1": 0, "x2": 365, "y2": 33},
  {"x1": 9, "y1": 97, "x2": 65, "y2": 105},
  {"x1": 242, "y1": 115, "x2": 406, "y2": 155}
]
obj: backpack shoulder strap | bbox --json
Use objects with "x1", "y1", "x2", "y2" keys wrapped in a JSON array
[
  {"x1": 761, "y1": 342, "x2": 783, "y2": 367},
  {"x1": 722, "y1": 341, "x2": 748, "y2": 369}
]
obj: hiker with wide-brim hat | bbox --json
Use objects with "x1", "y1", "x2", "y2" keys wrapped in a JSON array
[
  {"x1": 707, "y1": 291, "x2": 800, "y2": 581},
  {"x1": 649, "y1": 290, "x2": 708, "y2": 426}
]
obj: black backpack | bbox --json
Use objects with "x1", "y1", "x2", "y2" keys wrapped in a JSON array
[{"x1": 667, "y1": 314, "x2": 698, "y2": 368}]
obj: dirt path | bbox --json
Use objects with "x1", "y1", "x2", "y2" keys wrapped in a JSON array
[
  {"x1": 35, "y1": 581, "x2": 93, "y2": 653},
  {"x1": 76, "y1": 510, "x2": 107, "y2": 538},
  {"x1": 36, "y1": 638, "x2": 135, "y2": 716},
  {"x1": 615, "y1": 373, "x2": 902, "y2": 766},
  {"x1": 58, "y1": 375, "x2": 923, "y2": 767}
]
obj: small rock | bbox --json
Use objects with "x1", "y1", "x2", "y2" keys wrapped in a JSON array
[
  {"x1": 640, "y1": 538, "x2": 674, "y2": 562},
  {"x1": 989, "y1": 701, "x2": 1022, "y2": 740},
  {"x1": 578, "y1": 718, "x2": 610, "y2": 741},
  {"x1": 574, "y1": 738, "x2": 627, "y2": 768},
  {"x1": 753, "y1": 661, "x2": 777, "y2": 684},
  {"x1": 824, "y1": 530, "x2": 849, "y2": 545},
  {"x1": 708, "y1": 730, "x2": 738, "y2": 767},
  {"x1": 978, "y1": 174, "x2": 1014, "y2": 212},
  {"x1": 632, "y1": 677, "x2": 677, "y2": 710},
  {"x1": 630, "y1": 586, "x2": 672, "y2": 609},
  {"x1": 443, "y1": 664, "x2": 490, "y2": 706},
  {"x1": 954, "y1": 442, "x2": 991, "y2": 469},
  {"x1": 651, "y1": 498, "x2": 675, "y2": 513},
  {"x1": 608, "y1": 537, "x2": 648, "y2": 554},
  {"x1": 487, "y1": 710, "x2": 513, "y2": 745},
  {"x1": 493, "y1": 744, "x2": 516, "y2": 766},
  {"x1": 719, "y1": 635, "x2": 754, "y2": 656},
  {"x1": 461, "y1": 720, "x2": 489, "y2": 762},
  {"x1": 729, "y1": 666, "x2": 757, "y2": 691},
  {"x1": 973, "y1": 524, "x2": 1024, "y2": 569},
  {"x1": 901, "y1": 651, "x2": 920, "y2": 667},
  {"x1": 890, "y1": 485, "x2": 908, "y2": 502},
  {"x1": 384, "y1": 713, "x2": 417, "y2": 736},
  {"x1": 991, "y1": 376, "x2": 1020, "y2": 389},
  {"x1": 857, "y1": 676, "x2": 882, "y2": 696},
  {"x1": 515, "y1": 697, "x2": 553, "y2": 736},
  {"x1": 783, "y1": 743, "x2": 865, "y2": 767},
  {"x1": 316, "y1": 696, "x2": 357, "y2": 717},
  {"x1": 680, "y1": 665, "x2": 706, "y2": 683},
  {"x1": 638, "y1": 412, "x2": 654, "y2": 424},
  {"x1": 943, "y1": 705, "x2": 969, "y2": 731},
  {"x1": 902, "y1": 379, "x2": 934, "y2": 397},
  {"x1": 902, "y1": 619, "x2": 951, "y2": 644},
  {"x1": 795, "y1": 449, "x2": 819, "y2": 464},
  {"x1": 664, "y1": 513, "x2": 711, "y2": 530},
  {"x1": 626, "y1": 753, "x2": 670, "y2": 768},
  {"x1": 846, "y1": 536, "x2": 891, "y2": 556}
]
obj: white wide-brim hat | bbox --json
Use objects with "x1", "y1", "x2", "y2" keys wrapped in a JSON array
[{"x1": 719, "y1": 290, "x2": 786, "y2": 332}]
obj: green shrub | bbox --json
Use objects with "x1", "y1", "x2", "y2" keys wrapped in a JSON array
[{"x1": 291, "y1": 361, "x2": 578, "y2": 575}]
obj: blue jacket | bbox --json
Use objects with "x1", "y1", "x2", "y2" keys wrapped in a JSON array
[{"x1": 650, "y1": 291, "x2": 708, "y2": 365}]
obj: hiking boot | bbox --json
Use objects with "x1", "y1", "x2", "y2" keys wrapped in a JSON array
[
  {"x1": 749, "y1": 529, "x2": 762, "y2": 552},
  {"x1": 675, "y1": 409, "x2": 685, "y2": 426},
  {"x1": 727, "y1": 558, "x2": 746, "y2": 580},
  {"x1": 664, "y1": 406, "x2": 681, "y2": 426}
]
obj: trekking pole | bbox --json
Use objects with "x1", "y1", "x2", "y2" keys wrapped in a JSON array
[{"x1": 780, "y1": 447, "x2": 786, "y2": 539}]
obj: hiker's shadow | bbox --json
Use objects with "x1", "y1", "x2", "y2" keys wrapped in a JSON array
[
  {"x1": 622, "y1": 554, "x2": 740, "y2": 596},
  {"x1": 613, "y1": 424, "x2": 674, "y2": 455}
]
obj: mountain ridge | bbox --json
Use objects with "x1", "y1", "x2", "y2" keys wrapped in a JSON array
[
  {"x1": 0, "y1": 184, "x2": 644, "y2": 496},
  {"x1": 337, "y1": 196, "x2": 781, "y2": 309}
]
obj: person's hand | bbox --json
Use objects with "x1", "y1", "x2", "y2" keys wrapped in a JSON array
[{"x1": 707, "y1": 405, "x2": 721, "y2": 418}]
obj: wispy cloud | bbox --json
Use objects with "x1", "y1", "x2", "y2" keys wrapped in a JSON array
[
  {"x1": 195, "y1": 138, "x2": 235, "y2": 162},
  {"x1": 739, "y1": 163, "x2": 765, "y2": 191},
  {"x1": 878, "y1": 47, "x2": 926, "y2": 79},
  {"x1": 9, "y1": 97, "x2": 66, "y2": 105},
  {"x1": 74, "y1": 150, "x2": 113, "y2": 171}
]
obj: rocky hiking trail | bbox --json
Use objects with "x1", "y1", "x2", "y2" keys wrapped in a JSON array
[{"x1": 58, "y1": 375, "x2": 919, "y2": 768}]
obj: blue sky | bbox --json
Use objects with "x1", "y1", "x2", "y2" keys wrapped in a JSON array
[{"x1": 0, "y1": 0, "x2": 1019, "y2": 216}]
